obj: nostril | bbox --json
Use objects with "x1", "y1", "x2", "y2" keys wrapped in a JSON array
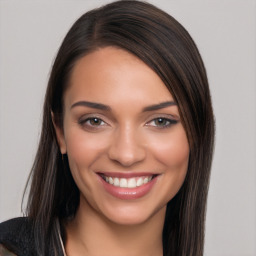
[
  {"x1": 108, "y1": 149, "x2": 146, "y2": 166},
  {"x1": 107, "y1": 130, "x2": 146, "y2": 166}
]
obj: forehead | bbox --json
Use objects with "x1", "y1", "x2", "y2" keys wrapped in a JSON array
[{"x1": 65, "y1": 46, "x2": 174, "y2": 108}]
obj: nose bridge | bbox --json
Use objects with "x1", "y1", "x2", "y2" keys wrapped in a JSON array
[{"x1": 108, "y1": 122, "x2": 145, "y2": 166}]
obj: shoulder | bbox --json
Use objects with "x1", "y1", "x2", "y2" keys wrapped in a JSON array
[{"x1": 0, "y1": 217, "x2": 36, "y2": 256}]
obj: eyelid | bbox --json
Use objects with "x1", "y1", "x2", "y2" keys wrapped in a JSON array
[
  {"x1": 78, "y1": 112, "x2": 107, "y2": 122},
  {"x1": 145, "y1": 114, "x2": 178, "y2": 128},
  {"x1": 77, "y1": 114, "x2": 110, "y2": 129},
  {"x1": 146, "y1": 113, "x2": 178, "y2": 122},
  {"x1": 80, "y1": 117, "x2": 106, "y2": 125}
]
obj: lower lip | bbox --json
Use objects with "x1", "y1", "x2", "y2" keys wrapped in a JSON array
[{"x1": 99, "y1": 175, "x2": 158, "y2": 200}]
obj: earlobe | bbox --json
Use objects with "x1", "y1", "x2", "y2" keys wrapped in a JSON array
[{"x1": 51, "y1": 111, "x2": 67, "y2": 154}]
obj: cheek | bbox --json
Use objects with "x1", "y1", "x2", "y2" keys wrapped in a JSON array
[
  {"x1": 63, "y1": 129, "x2": 111, "y2": 199},
  {"x1": 64, "y1": 128, "x2": 109, "y2": 170},
  {"x1": 150, "y1": 127, "x2": 190, "y2": 170},
  {"x1": 151, "y1": 127, "x2": 189, "y2": 203}
]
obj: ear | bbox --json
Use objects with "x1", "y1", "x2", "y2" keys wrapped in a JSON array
[{"x1": 51, "y1": 111, "x2": 67, "y2": 154}]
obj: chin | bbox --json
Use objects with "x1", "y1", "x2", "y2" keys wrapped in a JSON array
[{"x1": 99, "y1": 203, "x2": 167, "y2": 227}]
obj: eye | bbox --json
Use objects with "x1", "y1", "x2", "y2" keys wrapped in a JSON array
[
  {"x1": 85, "y1": 117, "x2": 104, "y2": 126},
  {"x1": 146, "y1": 117, "x2": 178, "y2": 128},
  {"x1": 78, "y1": 116, "x2": 108, "y2": 130}
]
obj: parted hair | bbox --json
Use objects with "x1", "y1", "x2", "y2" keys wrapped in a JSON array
[{"x1": 25, "y1": 1, "x2": 215, "y2": 255}]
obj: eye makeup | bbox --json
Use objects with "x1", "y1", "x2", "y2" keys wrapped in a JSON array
[
  {"x1": 146, "y1": 117, "x2": 178, "y2": 129},
  {"x1": 77, "y1": 114, "x2": 110, "y2": 132}
]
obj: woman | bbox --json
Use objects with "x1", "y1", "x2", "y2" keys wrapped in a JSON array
[{"x1": 0, "y1": 1, "x2": 215, "y2": 255}]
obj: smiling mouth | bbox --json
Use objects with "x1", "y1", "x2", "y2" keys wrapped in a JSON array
[{"x1": 99, "y1": 174, "x2": 157, "y2": 188}]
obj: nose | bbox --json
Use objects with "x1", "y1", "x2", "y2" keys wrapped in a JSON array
[{"x1": 108, "y1": 125, "x2": 146, "y2": 167}]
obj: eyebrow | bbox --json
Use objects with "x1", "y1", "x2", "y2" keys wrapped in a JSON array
[
  {"x1": 71, "y1": 101, "x2": 111, "y2": 111},
  {"x1": 142, "y1": 101, "x2": 177, "y2": 112},
  {"x1": 70, "y1": 100, "x2": 177, "y2": 112}
]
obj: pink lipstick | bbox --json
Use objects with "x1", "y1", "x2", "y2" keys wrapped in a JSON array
[{"x1": 97, "y1": 172, "x2": 158, "y2": 200}]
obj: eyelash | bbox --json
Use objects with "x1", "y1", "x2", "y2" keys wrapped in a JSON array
[
  {"x1": 146, "y1": 117, "x2": 178, "y2": 129},
  {"x1": 78, "y1": 117, "x2": 107, "y2": 129},
  {"x1": 78, "y1": 116, "x2": 177, "y2": 131}
]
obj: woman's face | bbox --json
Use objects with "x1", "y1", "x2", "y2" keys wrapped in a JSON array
[{"x1": 55, "y1": 47, "x2": 189, "y2": 225}]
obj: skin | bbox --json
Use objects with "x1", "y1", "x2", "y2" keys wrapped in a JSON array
[{"x1": 54, "y1": 47, "x2": 189, "y2": 256}]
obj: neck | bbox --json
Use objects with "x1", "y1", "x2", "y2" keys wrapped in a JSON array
[{"x1": 65, "y1": 196, "x2": 165, "y2": 256}]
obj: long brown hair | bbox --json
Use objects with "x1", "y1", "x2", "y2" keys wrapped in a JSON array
[{"x1": 25, "y1": 1, "x2": 215, "y2": 255}]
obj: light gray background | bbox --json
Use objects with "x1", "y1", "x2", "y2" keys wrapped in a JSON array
[{"x1": 0, "y1": 1, "x2": 255, "y2": 255}]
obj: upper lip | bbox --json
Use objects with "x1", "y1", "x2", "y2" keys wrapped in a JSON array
[{"x1": 97, "y1": 172, "x2": 159, "y2": 178}]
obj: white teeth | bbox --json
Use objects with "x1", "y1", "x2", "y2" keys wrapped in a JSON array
[
  {"x1": 103, "y1": 175, "x2": 153, "y2": 188},
  {"x1": 120, "y1": 178, "x2": 127, "y2": 188},
  {"x1": 113, "y1": 177, "x2": 119, "y2": 186},
  {"x1": 136, "y1": 177, "x2": 143, "y2": 186},
  {"x1": 127, "y1": 178, "x2": 137, "y2": 188},
  {"x1": 143, "y1": 177, "x2": 149, "y2": 183}
]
